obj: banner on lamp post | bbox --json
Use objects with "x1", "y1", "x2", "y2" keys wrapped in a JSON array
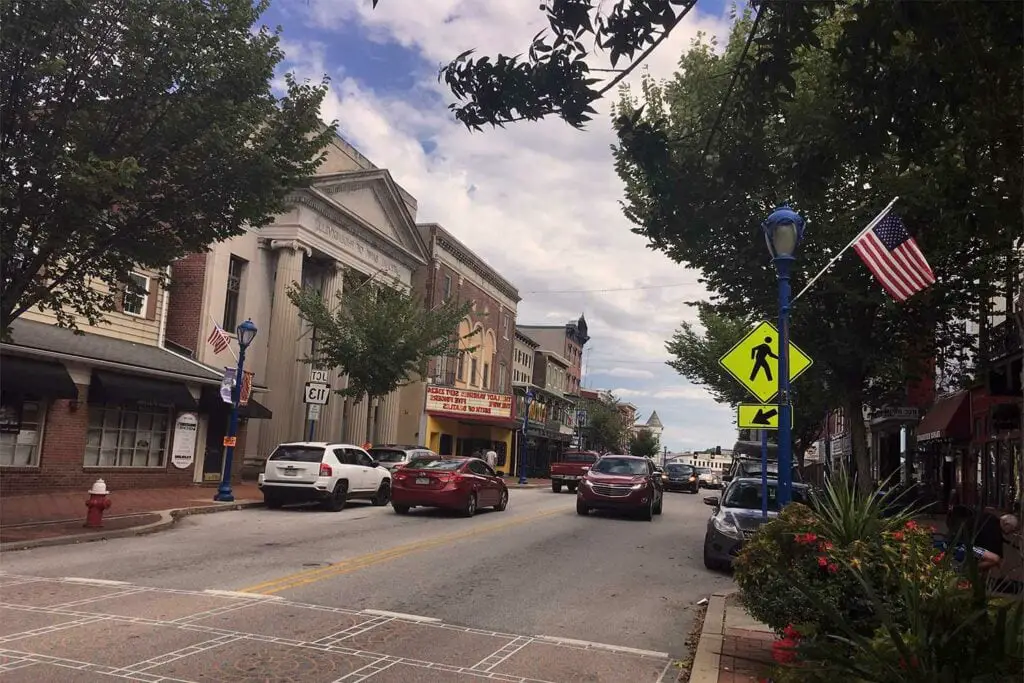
[
  {"x1": 220, "y1": 367, "x2": 235, "y2": 404},
  {"x1": 239, "y1": 370, "x2": 255, "y2": 406}
]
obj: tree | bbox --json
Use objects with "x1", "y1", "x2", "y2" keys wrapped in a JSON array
[
  {"x1": 613, "y1": 4, "x2": 1021, "y2": 491},
  {"x1": 629, "y1": 429, "x2": 659, "y2": 459},
  {"x1": 665, "y1": 304, "x2": 831, "y2": 468},
  {"x1": 288, "y1": 274, "x2": 473, "y2": 442},
  {"x1": 581, "y1": 394, "x2": 628, "y2": 453},
  {"x1": 1, "y1": 0, "x2": 335, "y2": 338}
]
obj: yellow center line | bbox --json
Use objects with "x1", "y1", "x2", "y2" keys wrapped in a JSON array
[{"x1": 239, "y1": 507, "x2": 565, "y2": 596}]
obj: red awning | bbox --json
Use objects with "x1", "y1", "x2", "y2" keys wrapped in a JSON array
[
  {"x1": 917, "y1": 392, "x2": 970, "y2": 443},
  {"x1": 428, "y1": 410, "x2": 519, "y2": 430}
]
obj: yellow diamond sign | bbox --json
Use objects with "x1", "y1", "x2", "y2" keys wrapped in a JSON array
[{"x1": 719, "y1": 321, "x2": 813, "y2": 404}]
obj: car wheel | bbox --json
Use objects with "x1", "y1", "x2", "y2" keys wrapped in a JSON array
[
  {"x1": 372, "y1": 481, "x2": 391, "y2": 506},
  {"x1": 640, "y1": 498, "x2": 654, "y2": 521},
  {"x1": 566, "y1": 483, "x2": 578, "y2": 493},
  {"x1": 495, "y1": 489, "x2": 509, "y2": 511},
  {"x1": 576, "y1": 499, "x2": 589, "y2": 516},
  {"x1": 392, "y1": 504, "x2": 410, "y2": 515},
  {"x1": 551, "y1": 481, "x2": 562, "y2": 493},
  {"x1": 703, "y1": 541, "x2": 722, "y2": 571},
  {"x1": 323, "y1": 481, "x2": 348, "y2": 512},
  {"x1": 654, "y1": 495, "x2": 663, "y2": 515},
  {"x1": 461, "y1": 493, "x2": 478, "y2": 518}
]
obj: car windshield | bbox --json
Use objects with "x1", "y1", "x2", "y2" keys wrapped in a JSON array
[
  {"x1": 591, "y1": 457, "x2": 648, "y2": 476},
  {"x1": 369, "y1": 449, "x2": 407, "y2": 463},
  {"x1": 697, "y1": 468, "x2": 711, "y2": 474},
  {"x1": 666, "y1": 464, "x2": 693, "y2": 475},
  {"x1": 723, "y1": 482, "x2": 811, "y2": 511},
  {"x1": 561, "y1": 452, "x2": 597, "y2": 463},
  {"x1": 410, "y1": 459, "x2": 463, "y2": 471},
  {"x1": 268, "y1": 446, "x2": 324, "y2": 462}
]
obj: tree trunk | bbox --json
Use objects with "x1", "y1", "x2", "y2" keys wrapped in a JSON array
[
  {"x1": 365, "y1": 396, "x2": 377, "y2": 446},
  {"x1": 845, "y1": 395, "x2": 873, "y2": 495}
]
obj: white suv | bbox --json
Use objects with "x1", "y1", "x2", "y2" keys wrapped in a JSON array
[{"x1": 258, "y1": 442, "x2": 392, "y2": 512}]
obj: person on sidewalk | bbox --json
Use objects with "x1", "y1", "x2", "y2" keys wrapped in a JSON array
[
  {"x1": 484, "y1": 448, "x2": 498, "y2": 471},
  {"x1": 944, "y1": 508, "x2": 1020, "y2": 572}
]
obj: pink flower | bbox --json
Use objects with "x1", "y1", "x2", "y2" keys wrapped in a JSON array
[
  {"x1": 827, "y1": 562, "x2": 839, "y2": 574},
  {"x1": 905, "y1": 520, "x2": 919, "y2": 531},
  {"x1": 958, "y1": 580, "x2": 972, "y2": 590},
  {"x1": 794, "y1": 532, "x2": 818, "y2": 545},
  {"x1": 772, "y1": 638, "x2": 799, "y2": 664},
  {"x1": 891, "y1": 531, "x2": 905, "y2": 542},
  {"x1": 932, "y1": 552, "x2": 945, "y2": 564},
  {"x1": 783, "y1": 624, "x2": 802, "y2": 640},
  {"x1": 819, "y1": 540, "x2": 834, "y2": 552},
  {"x1": 817, "y1": 556, "x2": 829, "y2": 568}
]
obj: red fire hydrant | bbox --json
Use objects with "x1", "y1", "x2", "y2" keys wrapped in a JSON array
[{"x1": 84, "y1": 479, "x2": 111, "y2": 528}]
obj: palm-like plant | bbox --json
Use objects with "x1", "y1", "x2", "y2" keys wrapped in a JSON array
[{"x1": 811, "y1": 470, "x2": 918, "y2": 546}]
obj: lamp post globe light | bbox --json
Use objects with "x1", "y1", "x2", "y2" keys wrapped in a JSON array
[
  {"x1": 761, "y1": 205, "x2": 805, "y2": 506},
  {"x1": 519, "y1": 389, "x2": 535, "y2": 486},
  {"x1": 215, "y1": 318, "x2": 258, "y2": 503}
]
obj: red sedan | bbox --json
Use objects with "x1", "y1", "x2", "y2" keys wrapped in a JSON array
[{"x1": 391, "y1": 457, "x2": 508, "y2": 517}]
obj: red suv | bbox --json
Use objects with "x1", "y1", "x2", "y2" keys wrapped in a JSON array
[{"x1": 576, "y1": 455, "x2": 664, "y2": 521}]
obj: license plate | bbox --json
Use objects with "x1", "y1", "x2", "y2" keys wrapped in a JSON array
[
  {"x1": 282, "y1": 469, "x2": 299, "y2": 477},
  {"x1": 558, "y1": 475, "x2": 578, "y2": 480},
  {"x1": 416, "y1": 477, "x2": 431, "y2": 485}
]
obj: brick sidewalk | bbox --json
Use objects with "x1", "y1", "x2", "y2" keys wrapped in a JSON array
[
  {"x1": 0, "y1": 483, "x2": 262, "y2": 544},
  {"x1": 690, "y1": 593, "x2": 775, "y2": 683}
]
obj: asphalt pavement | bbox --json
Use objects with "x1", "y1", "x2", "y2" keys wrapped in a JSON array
[{"x1": 0, "y1": 487, "x2": 734, "y2": 681}]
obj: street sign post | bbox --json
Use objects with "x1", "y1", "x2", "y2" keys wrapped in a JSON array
[
  {"x1": 719, "y1": 321, "x2": 813, "y2": 404},
  {"x1": 307, "y1": 404, "x2": 322, "y2": 421},
  {"x1": 737, "y1": 403, "x2": 795, "y2": 430},
  {"x1": 309, "y1": 369, "x2": 329, "y2": 384},
  {"x1": 304, "y1": 382, "x2": 330, "y2": 405}
]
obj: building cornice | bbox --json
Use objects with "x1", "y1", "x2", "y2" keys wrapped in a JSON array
[{"x1": 424, "y1": 225, "x2": 520, "y2": 303}]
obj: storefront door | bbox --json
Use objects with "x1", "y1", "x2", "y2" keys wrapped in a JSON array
[{"x1": 202, "y1": 412, "x2": 228, "y2": 483}]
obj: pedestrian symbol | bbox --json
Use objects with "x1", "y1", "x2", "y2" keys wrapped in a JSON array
[{"x1": 719, "y1": 321, "x2": 813, "y2": 403}]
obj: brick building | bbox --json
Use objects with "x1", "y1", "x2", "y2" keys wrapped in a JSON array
[
  {"x1": 0, "y1": 266, "x2": 251, "y2": 495},
  {"x1": 396, "y1": 223, "x2": 520, "y2": 469},
  {"x1": 517, "y1": 316, "x2": 589, "y2": 395}
]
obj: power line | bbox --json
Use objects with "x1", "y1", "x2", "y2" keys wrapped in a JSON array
[{"x1": 521, "y1": 282, "x2": 699, "y2": 295}]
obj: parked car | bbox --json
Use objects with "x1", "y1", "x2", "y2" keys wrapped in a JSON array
[
  {"x1": 576, "y1": 455, "x2": 664, "y2": 521},
  {"x1": 258, "y1": 442, "x2": 392, "y2": 511},
  {"x1": 722, "y1": 457, "x2": 803, "y2": 484},
  {"x1": 702, "y1": 477, "x2": 812, "y2": 570},
  {"x1": 550, "y1": 450, "x2": 599, "y2": 493},
  {"x1": 663, "y1": 463, "x2": 700, "y2": 493},
  {"x1": 390, "y1": 456, "x2": 508, "y2": 517},
  {"x1": 368, "y1": 445, "x2": 439, "y2": 472},
  {"x1": 696, "y1": 467, "x2": 720, "y2": 489}
]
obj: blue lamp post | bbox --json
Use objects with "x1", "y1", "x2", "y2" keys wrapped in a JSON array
[
  {"x1": 519, "y1": 389, "x2": 535, "y2": 486},
  {"x1": 215, "y1": 318, "x2": 258, "y2": 502},
  {"x1": 762, "y1": 205, "x2": 805, "y2": 506}
]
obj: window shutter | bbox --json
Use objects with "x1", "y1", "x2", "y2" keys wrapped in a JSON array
[{"x1": 145, "y1": 279, "x2": 158, "y2": 319}]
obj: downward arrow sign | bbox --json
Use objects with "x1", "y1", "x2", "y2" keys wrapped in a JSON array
[{"x1": 752, "y1": 408, "x2": 778, "y2": 425}]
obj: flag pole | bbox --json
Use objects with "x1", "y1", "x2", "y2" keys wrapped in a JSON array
[
  {"x1": 792, "y1": 196, "x2": 900, "y2": 304},
  {"x1": 208, "y1": 314, "x2": 240, "y2": 362}
]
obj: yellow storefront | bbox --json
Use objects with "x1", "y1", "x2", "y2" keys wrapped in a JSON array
[{"x1": 423, "y1": 386, "x2": 516, "y2": 472}]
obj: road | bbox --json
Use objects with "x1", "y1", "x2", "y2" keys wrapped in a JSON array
[{"x1": 0, "y1": 487, "x2": 734, "y2": 682}]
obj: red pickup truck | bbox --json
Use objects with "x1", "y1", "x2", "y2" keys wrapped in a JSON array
[{"x1": 550, "y1": 450, "x2": 599, "y2": 493}]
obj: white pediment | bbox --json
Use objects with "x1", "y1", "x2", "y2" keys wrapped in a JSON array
[{"x1": 309, "y1": 172, "x2": 426, "y2": 261}]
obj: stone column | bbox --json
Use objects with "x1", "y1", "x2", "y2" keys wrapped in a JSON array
[
  {"x1": 345, "y1": 394, "x2": 369, "y2": 444},
  {"x1": 316, "y1": 262, "x2": 345, "y2": 442},
  {"x1": 258, "y1": 240, "x2": 310, "y2": 455},
  {"x1": 378, "y1": 390, "x2": 399, "y2": 443}
]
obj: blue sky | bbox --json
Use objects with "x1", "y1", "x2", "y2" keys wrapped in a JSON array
[{"x1": 261, "y1": 0, "x2": 739, "y2": 451}]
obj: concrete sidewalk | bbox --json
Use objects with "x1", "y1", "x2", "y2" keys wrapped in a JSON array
[
  {"x1": 690, "y1": 592, "x2": 774, "y2": 683},
  {"x1": 1, "y1": 483, "x2": 263, "y2": 550}
]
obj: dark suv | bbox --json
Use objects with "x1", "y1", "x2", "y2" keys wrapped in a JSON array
[
  {"x1": 663, "y1": 463, "x2": 700, "y2": 493},
  {"x1": 723, "y1": 457, "x2": 803, "y2": 484},
  {"x1": 577, "y1": 455, "x2": 664, "y2": 521}
]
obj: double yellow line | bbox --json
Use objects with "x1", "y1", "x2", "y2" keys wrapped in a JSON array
[{"x1": 240, "y1": 508, "x2": 564, "y2": 595}]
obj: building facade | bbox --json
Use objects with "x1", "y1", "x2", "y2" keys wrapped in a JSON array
[
  {"x1": 512, "y1": 329, "x2": 538, "y2": 385},
  {"x1": 1, "y1": 267, "x2": 246, "y2": 494},
  {"x1": 395, "y1": 223, "x2": 520, "y2": 469},
  {"x1": 517, "y1": 316, "x2": 589, "y2": 395},
  {"x1": 510, "y1": 346, "x2": 576, "y2": 478},
  {"x1": 634, "y1": 411, "x2": 664, "y2": 444},
  {"x1": 165, "y1": 136, "x2": 430, "y2": 477}
]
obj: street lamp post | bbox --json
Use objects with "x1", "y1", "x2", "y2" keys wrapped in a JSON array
[
  {"x1": 762, "y1": 205, "x2": 806, "y2": 506},
  {"x1": 215, "y1": 318, "x2": 258, "y2": 503},
  {"x1": 519, "y1": 389, "x2": 535, "y2": 486}
]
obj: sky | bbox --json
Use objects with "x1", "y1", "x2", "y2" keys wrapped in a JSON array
[{"x1": 261, "y1": 0, "x2": 739, "y2": 452}]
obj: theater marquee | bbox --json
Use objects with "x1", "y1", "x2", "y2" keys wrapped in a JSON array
[{"x1": 426, "y1": 387, "x2": 512, "y2": 419}]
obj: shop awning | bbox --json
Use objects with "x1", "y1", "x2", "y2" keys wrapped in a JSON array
[
  {"x1": 917, "y1": 391, "x2": 970, "y2": 443},
  {"x1": 240, "y1": 399, "x2": 273, "y2": 420},
  {"x1": 89, "y1": 371, "x2": 197, "y2": 409},
  {"x1": 1, "y1": 354, "x2": 79, "y2": 400},
  {"x1": 430, "y1": 410, "x2": 519, "y2": 430}
]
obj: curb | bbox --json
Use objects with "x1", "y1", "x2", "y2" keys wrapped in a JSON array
[
  {"x1": 0, "y1": 501, "x2": 264, "y2": 552},
  {"x1": 689, "y1": 591, "x2": 732, "y2": 683}
]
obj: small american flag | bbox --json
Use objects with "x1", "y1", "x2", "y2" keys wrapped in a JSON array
[
  {"x1": 853, "y1": 212, "x2": 935, "y2": 301},
  {"x1": 207, "y1": 324, "x2": 231, "y2": 355}
]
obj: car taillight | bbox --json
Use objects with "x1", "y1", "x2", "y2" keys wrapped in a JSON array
[
  {"x1": 319, "y1": 463, "x2": 333, "y2": 477},
  {"x1": 393, "y1": 471, "x2": 407, "y2": 482}
]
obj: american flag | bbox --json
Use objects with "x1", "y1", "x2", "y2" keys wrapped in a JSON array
[
  {"x1": 852, "y1": 212, "x2": 935, "y2": 301},
  {"x1": 207, "y1": 324, "x2": 231, "y2": 355}
]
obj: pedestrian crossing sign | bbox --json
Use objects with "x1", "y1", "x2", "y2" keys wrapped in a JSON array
[{"x1": 719, "y1": 321, "x2": 813, "y2": 404}]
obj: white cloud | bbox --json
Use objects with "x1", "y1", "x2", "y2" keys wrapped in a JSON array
[
  {"x1": 272, "y1": 0, "x2": 736, "y2": 450},
  {"x1": 588, "y1": 367, "x2": 655, "y2": 379}
]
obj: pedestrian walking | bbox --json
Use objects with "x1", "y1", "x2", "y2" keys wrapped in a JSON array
[{"x1": 485, "y1": 448, "x2": 497, "y2": 470}]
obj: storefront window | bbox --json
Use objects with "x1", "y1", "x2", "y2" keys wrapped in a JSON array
[
  {"x1": 84, "y1": 404, "x2": 172, "y2": 468},
  {"x1": 0, "y1": 400, "x2": 44, "y2": 467}
]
